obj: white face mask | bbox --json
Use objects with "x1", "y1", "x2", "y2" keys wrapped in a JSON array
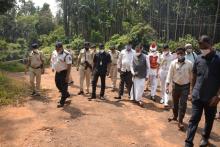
[
  {"x1": 136, "y1": 52, "x2": 141, "y2": 56},
  {"x1": 100, "y1": 49, "x2": 104, "y2": 53},
  {"x1": 201, "y1": 49, "x2": 211, "y2": 57},
  {"x1": 126, "y1": 45, "x2": 132, "y2": 51},
  {"x1": 151, "y1": 48, "x2": 157, "y2": 52},
  {"x1": 33, "y1": 49, "x2": 38, "y2": 52},
  {"x1": 163, "y1": 51, "x2": 169, "y2": 55},
  {"x1": 186, "y1": 49, "x2": 192, "y2": 53}
]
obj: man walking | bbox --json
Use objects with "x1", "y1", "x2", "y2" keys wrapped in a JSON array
[
  {"x1": 159, "y1": 44, "x2": 174, "y2": 107},
  {"x1": 77, "y1": 42, "x2": 93, "y2": 95},
  {"x1": 53, "y1": 42, "x2": 72, "y2": 108},
  {"x1": 185, "y1": 35, "x2": 220, "y2": 147},
  {"x1": 166, "y1": 47, "x2": 193, "y2": 130},
  {"x1": 130, "y1": 44, "x2": 149, "y2": 106},
  {"x1": 109, "y1": 45, "x2": 120, "y2": 91},
  {"x1": 185, "y1": 43, "x2": 197, "y2": 64},
  {"x1": 147, "y1": 42, "x2": 160, "y2": 101},
  {"x1": 26, "y1": 43, "x2": 45, "y2": 96},
  {"x1": 115, "y1": 41, "x2": 135, "y2": 100},
  {"x1": 90, "y1": 44, "x2": 111, "y2": 100}
]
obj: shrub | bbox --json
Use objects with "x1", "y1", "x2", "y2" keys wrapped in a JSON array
[
  {"x1": 0, "y1": 72, "x2": 28, "y2": 105},
  {"x1": 90, "y1": 30, "x2": 104, "y2": 43},
  {"x1": 0, "y1": 62, "x2": 25, "y2": 72},
  {"x1": 71, "y1": 35, "x2": 85, "y2": 51}
]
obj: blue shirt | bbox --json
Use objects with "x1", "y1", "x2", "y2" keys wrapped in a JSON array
[{"x1": 192, "y1": 51, "x2": 220, "y2": 102}]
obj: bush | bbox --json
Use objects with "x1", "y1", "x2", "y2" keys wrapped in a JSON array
[
  {"x1": 105, "y1": 23, "x2": 157, "y2": 50},
  {"x1": 71, "y1": 35, "x2": 85, "y2": 51},
  {"x1": 0, "y1": 62, "x2": 25, "y2": 72},
  {"x1": 0, "y1": 40, "x2": 7, "y2": 51},
  {"x1": 0, "y1": 72, "x2": 28, "y2": 105},
  {"x1": 90, "y1": 30, "x2": 104, "y2": 43},
  {"x1": 168, "y1": 34, "x2": 198, "y2": 52}
]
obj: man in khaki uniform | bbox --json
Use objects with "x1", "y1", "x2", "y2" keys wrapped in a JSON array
[
  {"x1": 109, "y1": 45, "x2": 120, "y2": 91},
  {"x1": 26, "y1": 43, "x2": 45, "y2": 96},
  {"x1": 77, "y1": 42, "x2": 93, "y2": 95}
]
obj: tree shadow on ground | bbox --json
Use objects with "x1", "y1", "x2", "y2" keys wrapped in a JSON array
[
  {"x1": 29, "y1": 89, "x2": 53, "y2": 103},
  {"x1": 0, "y1": 117, "x2": 33, "y2": 141},
  {"x1": 63, "y1": 105, "x2": 86, "y2": 119},
  {"x1": 98, "y1": 99, "x2": 125, "y2": 108}
]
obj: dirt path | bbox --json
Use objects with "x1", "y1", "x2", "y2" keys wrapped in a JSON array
[{"x1": 0, "y1": 68, "x2": 220, "y2": 147}]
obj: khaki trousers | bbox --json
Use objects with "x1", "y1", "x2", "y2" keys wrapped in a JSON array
[
  {"x1": 79, "y1": 66, "x2": 91, "y2": 92},
  {"x1": 29, "y1": 67, "x2": 41, "y2": 93},
  {"x1": 110, "y1": 65, "x2": 118, "y2": 88}
]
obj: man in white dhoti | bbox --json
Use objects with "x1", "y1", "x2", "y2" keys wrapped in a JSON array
[
  {"x1": 159, "y1": 44, "x2": 174, "y2": 107},
  {"x1": 130, "y1": 44, "x2": 149, "y2": 106}
]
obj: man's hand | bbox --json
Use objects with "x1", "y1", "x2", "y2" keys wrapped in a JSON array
[
  {"x1": 76, "y1": 67, "x2": 79, "y2": 71},
  {"x1": 166, "y1": 83, "x2": 170, "y2": 94},
  {"x1": 145, "y1": 77, "x2": 148, "y2": 81},
  {"x1": 41, "y1": 68, "x2": 45, "y2": 74},
  {"x1": 209, "y1": 96, "x2": 220, "y2": 107},
  {"x1": 52, "y1": 69, "x2": 55, "y2": 72},
  {"x1": 117, "y1": 68, "x2": 121, "y2": 73},
  {"x1": 106, "y1": 71, "x2": 110, "y2": 76},
  {"x1": 65, "y1": 76, "x2": 69, "y2": 83}
]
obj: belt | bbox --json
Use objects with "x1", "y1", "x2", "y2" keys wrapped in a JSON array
[
  {"x1": 30, "y1": 66, "x2": 41, "y2": 69},
  {"x1": 56, "y1": 69, "x2": 67, "y2": 73},
  {"x1": 173, "y1": 82, "x2": 190, "y2": 87}
]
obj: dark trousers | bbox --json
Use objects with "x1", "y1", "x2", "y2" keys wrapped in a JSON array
[
  {"x1": 118, "y1": 71, "x2": 132, "y2": 97},
  {"x1": 92, "y1": 71, "x2": 106, "y2": 97},
  {"x1": 172, "y1": 83, "x2": 190, "y2": 123},
  {"x1": 185, "y1": 100, "x2": 217, "y2": 147},
  {"x1": 55, "y1": 70, "x2": 69, "y2": 105}
]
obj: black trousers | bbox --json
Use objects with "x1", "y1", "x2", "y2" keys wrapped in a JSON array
[
  {"x1": 55, "y1": 70, "x2": 69, "y2": 105},
  {"x1": 172, "y1": 83, "x2": 190, "y2": 123},
  {"x1": 118, "y1": 71, "x2": 132, "y2": 97},
  {"x1": 185, "y1": 100, "x2": 217, "y2": 147},
  {"x1": 92, "y1": 71, "x2": 106, "y2": 97}
]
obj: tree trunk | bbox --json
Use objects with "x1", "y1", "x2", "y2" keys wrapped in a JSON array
[
  {"x1": 182, "y1": 0, "x2": 189, "y2": 37},
  {"x1": 213, "y1": 0, "x2": 220, "y2": 42}
]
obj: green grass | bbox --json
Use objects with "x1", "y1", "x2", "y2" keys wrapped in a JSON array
[
  {"x1": 0, "y1": 62, "x2": 25, "y2": 72},
  {"x1": 0, "y1": 72, "x2": 28, "y2": 105}
]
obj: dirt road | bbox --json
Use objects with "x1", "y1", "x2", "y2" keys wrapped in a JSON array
[{"x1": 0, "y1": 68, "x2": 219, "y2": 147}]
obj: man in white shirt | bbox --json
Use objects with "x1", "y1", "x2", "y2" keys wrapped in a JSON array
[
  {"x1": 115, "y1": 41, "x2": 135, "y2": 99},
  {"x1": 53, "y1": 42, "x2": 72, "y2": 108},
  {"x1": 185, "y1": 43, "x2": 197, "y2": 64},
  {"x1": 159, "y1": 44, "x2": 174, "y2": 106},
  {"x1": 147, "y1": 42, "x2": 160, "y2": 101},
  {"x1": 166, "y1": 47, "x2": 193, "y2": 130}
]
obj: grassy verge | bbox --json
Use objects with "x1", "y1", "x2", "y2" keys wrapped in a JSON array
[
  {"x1": 0, "y1": 62, "x2": 25, "y2": 72},
  {"x1": 0, "y1": 72, "x2": 28, "y2": 106}
]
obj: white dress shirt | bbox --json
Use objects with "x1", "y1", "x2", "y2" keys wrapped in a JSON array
[
  {"x1": 117, "y1": 49, "x2": 135, "y2": 72},
  {"x1": 166, "y1": 59, "x2": 193, "y2": 85},
  {"x1": 52, "y1": 50, "x2": 72, "y2": 72}
]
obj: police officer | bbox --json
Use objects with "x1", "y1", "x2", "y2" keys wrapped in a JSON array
[
  {"x1": 77, "y1": 42, "x2": 93, "y2": 95},
  {"x1": 89, "y1": 43, "x2": 111, "y2": 100},
  {"x1": 26, "y1": 43, "x2": 45, "y2": 96},
  {"x1": 109, "y1": 45, "x2": 120, "y2": 91},
  {"x1": 53, "y1": 42, "x2": 72, "y2": 108}
]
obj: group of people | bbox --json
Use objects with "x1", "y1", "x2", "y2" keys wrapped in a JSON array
[{"x1": 26, "y1": 35, "x2": 220, "y2": 147}]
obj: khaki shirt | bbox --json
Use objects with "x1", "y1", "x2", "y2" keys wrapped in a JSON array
[
  {"x1": 28, "y1": 50, "x2": 44, "y2": 68},
  {"x1": 166, "y1": 59, "x2": 193, "y2": 85},
  {"x1": 109, "y1": 50, "x2": 120, "y2": 65},
  {"x1": 78, "y1": 48, "x2": 93, "y2": 66}
]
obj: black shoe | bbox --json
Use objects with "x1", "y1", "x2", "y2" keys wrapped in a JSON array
[
  {"x1": 114, "y1": 96, "x2": 121, "y2": 99},
  {"x1": 68, "y1": 81, "x2": 74, "y2": 86},
  {"x1": 57, "y1": 104, "x2": 64, "y2": 108},
  {"x1": 31, "y1": 91, "x2": 36, "y2": 96},
  {"x1": 150, "y1": 96, "x2": 156, "y2": 101},
  {"x1": 66, "y1": 93, "x2": 71, "y2": 98},
  {"x1": 78, "y1": 91, "x2": 84, "y2": 95},
  {"x1": 88, "y1": 96, "x2": 96, "y2": 101},
  {"x1": 200, "y1": 138, "x2": 209, "y2": 147}
]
